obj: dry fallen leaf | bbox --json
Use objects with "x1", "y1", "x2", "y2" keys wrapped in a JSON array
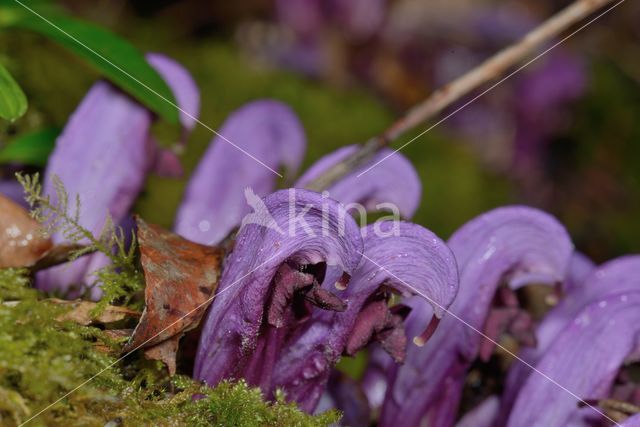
[
  {"x1": 122, "y1": 217, "x2": 223, "y2": 373},
  {"x1": 0, "y1": 194, "x2": 52, "y2": 268},
  {"x1": 51, "y1": 299, "x2": 140, "y2": 326},
  {"x1": 143, "y1": 335, "x2": 180, "y2": 375},
  {"x1": 94, "y1": 329, "x2": 133, "y2": 354}
]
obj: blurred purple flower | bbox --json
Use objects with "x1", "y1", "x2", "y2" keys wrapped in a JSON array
[
  {"x1": 263, "y1": 1, "x2": 588, "y2": 179},
  {"x1": 296, "y1": 144, "x2": 421, "y2": 218},
  {"x1": 455, "y1": 396, "x2": 499, "y2": 427},
  {"x1": 0, "y1": 178, "x2": 27, "y2": 206},
  {"x1": 623, "y1": 414, "x2": 640, "y2": 427},
  {"x1": 513, "y1": 53, "x2": 587, "y2": 176},
  {"x1": 174, "y1": 100, "x2": 306, "y2": 245},
  {"x1": 36, "y1": 53, "x2": 199, "y2": 295},
  {"x1": 379, "y1": 206, "x2": 573, "y2": 426}
]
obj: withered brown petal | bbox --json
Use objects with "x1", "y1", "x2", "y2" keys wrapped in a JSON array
[
  {"x1": 0, "y1": 194, "x2": 52, "y2": 268},
  {"x1": 123, "y1": 217, "x2": 223, "y2": 353},
  {"x1": 52, "y1": 299, "x2": 140, "y2": 326}
]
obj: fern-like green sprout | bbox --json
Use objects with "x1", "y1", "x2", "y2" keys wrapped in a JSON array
[{"x1": 15, "y1": 172, "x2": 144, "y2": 311}]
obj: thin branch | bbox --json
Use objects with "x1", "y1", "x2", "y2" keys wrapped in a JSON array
[{"x1": 305, "y1": 0, "x2": 618, "y2": 191}]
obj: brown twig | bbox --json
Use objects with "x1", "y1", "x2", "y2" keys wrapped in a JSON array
[
  {"x1": 305, "y1": 0, "x2": 619, "y2": 191},
  {"x1": 29, "y1": 243, "x2": 95, "y2": 272}
]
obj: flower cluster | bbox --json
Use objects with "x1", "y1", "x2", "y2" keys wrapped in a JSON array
[{"x1": 6, "y1": 54, "x2": 639, "y2": 427}]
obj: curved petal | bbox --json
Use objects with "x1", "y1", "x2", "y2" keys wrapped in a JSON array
[
  {"x1": 145, "y1": 53, "x2": 200, "y2": 132},
  {"x1": 380, "y1": 206, "x2": 573, "y2": 427},
  {"x1": 37, "y1": 55, "x2": 200, "y2": 294},
  {"x1": 145, "y1": 53, "x2": 201, "y2": 177},
  {"x1": 194, "y1": 189, "x2": 362, "y2": 393},
  {"x1": 295, "y1": 145, "x2": 421, "y2": 219},
  {"x1": 501, "y1": 255, "x2": 640, "y2": 422},
  {"x1": 270, "y1": 221, "x2": 458, "y2": 411},
  {"x1": 507, "y1": 291, "x2": 640, "y2": 427},
  {"x1": 36, "y1": 81, "x2": 152, "y2": 293},
  {"x1": 564, "y1": 251, "x2": 596, "y2": 294},
  {"x1": 175, "y1": 100, "x2": 306, "y2": 245}
]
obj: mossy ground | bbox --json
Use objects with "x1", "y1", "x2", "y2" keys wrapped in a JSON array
[{"x1": 0, "y1": 268, "x2": 338, "y2": 426}]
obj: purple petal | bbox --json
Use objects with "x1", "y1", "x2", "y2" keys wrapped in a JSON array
[
  {"x1": 315, "y1": 371, "x2": 371, "y2": 427},
  {"x1": 456, "y1": 396, "x2": 500, "y2": 427},
  {"x1": 564, "y1": 251, "x2": 596, "y2": 294},
  {"x1": 380, "y1": 206, "x2": 573, "y2": 427},
  {"x1": 500, "y1": 255, "x2": 640, "y2": 422},
  {"x1": 144, "y1": 54, "x2": 200, "y2": 176},
  {"x1": 36, "y1": 81, "x2": 152, "y2": 293},
  {"x1": 37, "y1": 55, "x2": 199, "y2": 294},
  {"x1": 269, "y1": 221, "x2": 458, "y2": 411},
  {"x1": 506, "y1": 291, "x2": 640, "y2": 426},
  {"x1": 622, "y1": 414, "x2": 640, "y2": 427},
  {"x1": 0, "y1": 179, "x2": 27, "y2": 207},
  {"x1": 146, "y1": 53, "x2": 200, "y2": 132},
  {"x1": 194, "y1": 189, "x2": 362, "y2": 393},
  {"x1": 296, "y1": 145, "x2": 421, "y2": 219},
  {"x1": 361, "y1": 345, "x2": 394, "y2": 410},
  {"x1": 175, "y1": 100, "x2": 306, "y2": 245}
]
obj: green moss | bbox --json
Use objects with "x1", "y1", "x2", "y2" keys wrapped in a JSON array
[{"x1": 0, "y1": 271, "x2": 338, "y2": 426}]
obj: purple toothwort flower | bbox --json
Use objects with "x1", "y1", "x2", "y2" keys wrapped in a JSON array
[
  {"x1": 36, "y1": 53, "x2": 199, "y2": 295},
  {"x1": 379, "y1": 206, "x2": 573, "y2": 426},
  {"x1": 194, "y1": 189, "x2": 363, "y2": 391},
  {"x1": 296, "y1": 145, "x2": 421, "y2": 219},
  {"x1": 500, "y1": 255, "x2": 640, "y2": 426},
  {"x1": 506, "y1": 290, "x2": 640, "y2": 426},
  {"x1": 175, "y1": 100, "x2": 306, "y2": 245},
  {"x1": 268, "y1": 221, "x2": 458, "y2": 411}
]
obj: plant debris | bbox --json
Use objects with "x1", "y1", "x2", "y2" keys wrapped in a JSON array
[{"x1": 123, "y1": 217, "x2": 224, "y2": 374}]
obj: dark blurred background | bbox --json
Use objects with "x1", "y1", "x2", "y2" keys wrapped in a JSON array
[{"x1": 3, "y1": 0, "x2": 640, "y2": 263}]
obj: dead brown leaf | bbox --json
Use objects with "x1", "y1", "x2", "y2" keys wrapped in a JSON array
[
  {"x1": 122, "y1": 217, "x2": 223, "y2": 373},
  {"x1": 51, "y1": 299, "x2": 140, "y2": 325},
  {"x1": 0, "y1": 194, "x2": 52, "y2": 268},
  {"x1": 143, "y1": 335, "x2": 180, "y2": 375}
]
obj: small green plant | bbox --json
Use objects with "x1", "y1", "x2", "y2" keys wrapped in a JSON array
[{"x1": 16, "y1": 172, "x2": 144, "y2": 311}]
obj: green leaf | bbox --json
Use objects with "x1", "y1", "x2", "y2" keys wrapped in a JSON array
[
  {"x1": 0, "y1": 127, "x2": 59, "y2": 166},
  {"x1": 0, "y1": 61, "x2": 27, "y2": 121},
  {"x1": 6, "y1": 6, "x2": 179, "y2": 123}
]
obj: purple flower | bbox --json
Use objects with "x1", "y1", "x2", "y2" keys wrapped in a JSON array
[
  {"x1": 455, "y1": 396, "x2": 499, "y2": 427},
  {"x1": 0, "y1": 178, "x2": 27, "y2": 206},
  {"x1": 36, "y1": 53, "x2": 199, "y2": 295},
  {"x1": 268, "y1": 221, "x2": 458, "y2": 411},
  {"x1": 194, "y1": 189, "x2": 363, "y2": 391},
  {"x1": 506, "y1": 291, "x2": 640, "y2": 426},
  {"x1": 296, "y1": 145, "x2": 421, "y2": 218},
  {"x1": 314, "y1": 371, "x2": 371, "y2": 427},
  {"x1": 174, "y1": 100, "x2": 306, "y2": 245},
  {"x1": 622, "y1": 414, "x2": 640, "y2": 427},
  {"x1": 379, "y1": 206, "x2": 573, "y2": 427},
  {"x1": 500, "y1": 255, "x2": 640, "y2": 425}
]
